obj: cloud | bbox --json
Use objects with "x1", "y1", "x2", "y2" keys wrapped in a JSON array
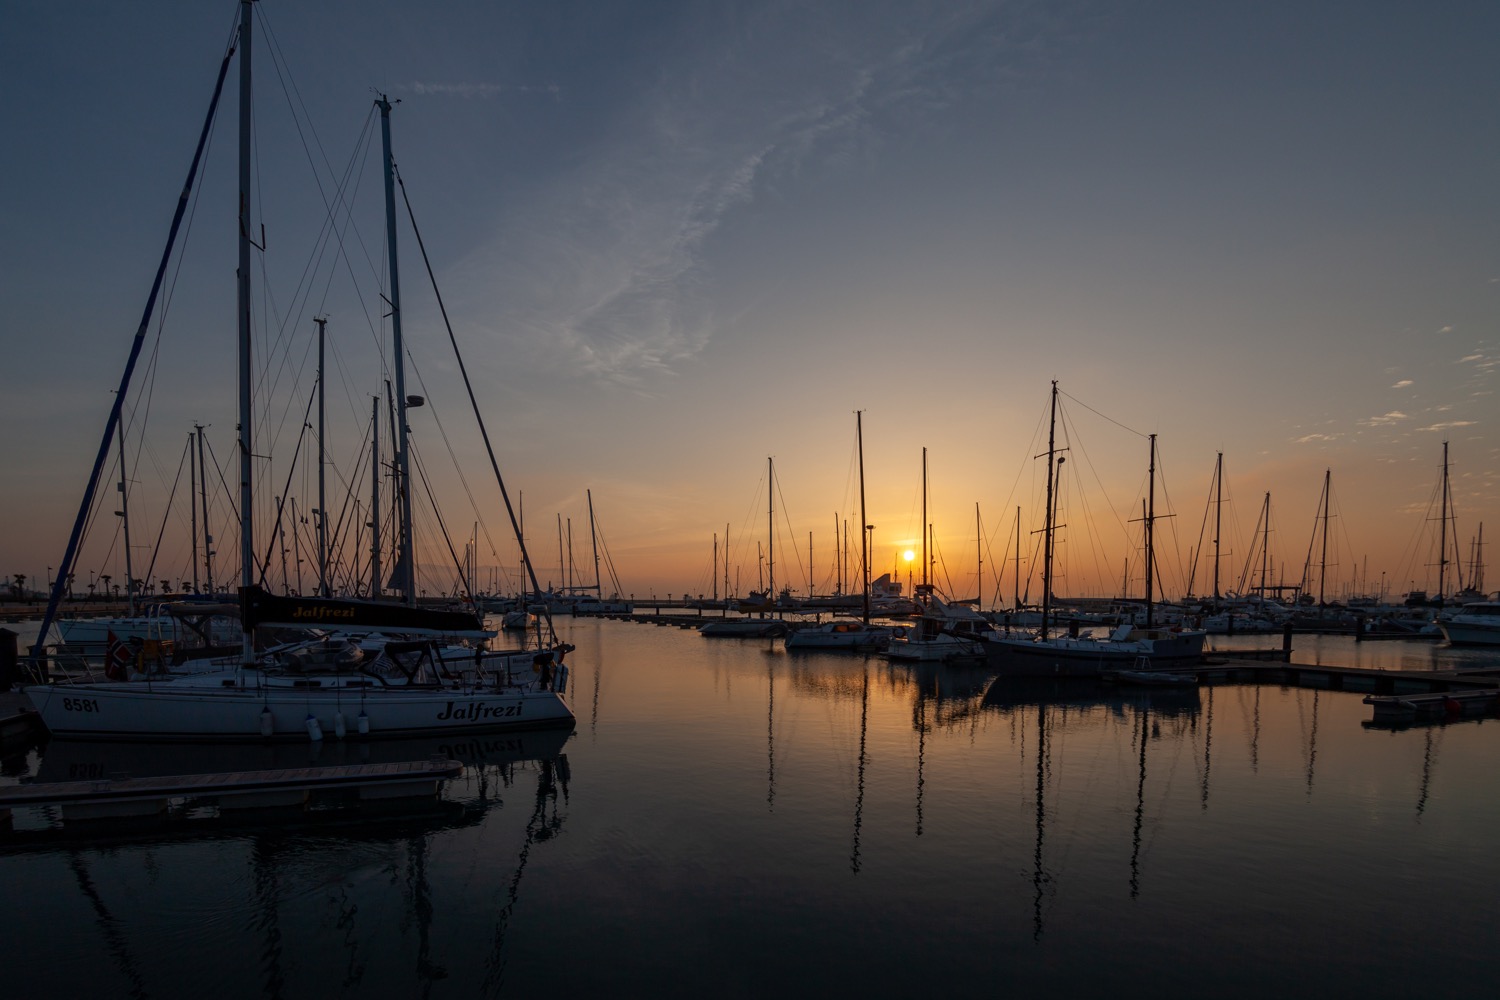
[
  {"x1": 1360, "y1": 411, "x2": 1408, "y2": 427},
  {"x1": 1294, "y1": 433, "x2": 1341, "y2": 444},
  {"x1": 1438, "y1": 325, "x2": 1454, "y2": 333},
  {"x1": 451, "y1": 1, "x2": 1074, "y2": 388},
  {"x1": 404, "y1": 81, "x2": 560, "y2": 99},
  {"x1": 1418, "y1": 421, "x2": 1477, "y2": 432},
  {"x1": 1391, "y1": 379, "x2": 1413, "y2": 388}
]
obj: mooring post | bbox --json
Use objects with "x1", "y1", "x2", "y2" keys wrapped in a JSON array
[{"x1": 1281, "y1": 622, "x2": 1293, "y2": 662}]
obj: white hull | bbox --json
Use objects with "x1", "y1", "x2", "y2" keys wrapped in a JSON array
[
  {"x1": 886, "y1": 634, "x2": 985, "y2": 662},
  {"x1": 1438, "y1": 621, "x2": 1500, "y2": 646},
  {"x1": 26, "y1": 671, "x2": 573, "y2": 742},
  {"x1": 785, "y1": 621, "x2": 890, "y2": 651}
]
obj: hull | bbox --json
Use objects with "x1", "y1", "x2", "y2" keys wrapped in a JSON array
[
  {"x1": 25, "y1": 676, "x2": 573, "y2": 742},
  {"x1": 984, "y1": 629, "x2": 1206, "y2": 677},
  {"x1": 1439, "y1": 621, "x2": 1500, "y2": 646},
  {"x1": 700, "y1": 619, "x2": 788, "y2": 638},
  {"x1": 886, "y1": 636, "x2": 985, "y2": 662}
]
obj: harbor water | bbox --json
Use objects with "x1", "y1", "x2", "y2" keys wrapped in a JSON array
[{"x1": 2, "y1": 616, "x2": 1498, "y2": 997}]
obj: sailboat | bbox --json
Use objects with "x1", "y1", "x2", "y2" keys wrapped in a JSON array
[
  {"x1": 702, "y1": 457, "x2": 791, "y2": 637},
  {"x1": 787, "y1": 412, "x2": 892, "y2": 651},
  {"x1": 25, "y1": 5, "x2": 574, "y2": 740},
  {"x1": 981, "y1": 382, "x2": 1206, "y2": 676}
]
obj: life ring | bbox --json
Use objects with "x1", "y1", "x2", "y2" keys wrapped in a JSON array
[{"x1": 893, "y1": 626, "x2": 908, "y2": 639}]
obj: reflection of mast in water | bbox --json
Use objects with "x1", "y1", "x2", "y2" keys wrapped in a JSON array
[
  {"x1": 482, "y1": 756, "x2": 570, "y2": 998},
  {"x1": 1239, "y1": 686, "x2": 1261, "y2": 773},
  {"x1": 851, "y1": 666, "x2": 869, "y2": 874},
  {"x1": 68, "y1": 853, "x2": 149, "y2": 997},
  {"x1": 1031, "y1": 703, "x2": 1052, "y2": 941},
  {"x1": 252, "y1": 837, "x2": 289, "y2": 997},
  {"x1": 914, "y1": 673, "x2": 927, "y2": 837},
  {"x1": 1130, "y1": 705, "x2": 1149, "y2": 898},
  {"x1": 1201, "y1": 686, "x2": 1214, "y2": 810},
  {"x1": 1302, "y1": 689, "x2": 1321, "y2": 796},
  {"x1": 590, "y1": 653, "x2": 601, "y2": 736},
  {"x1": 406, "y1": 833, "x2": 446, "y2": 990},
  {"x1": 1416, "y1": 728, "x2": 1437, "y2": 819},
  {"x1": 767, "y1": 661, "x2": 776, "y2": 811}
]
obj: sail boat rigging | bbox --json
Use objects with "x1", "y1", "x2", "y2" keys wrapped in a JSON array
[
  {"x1": 980, "y1": 382, "x2": 1206, "y2": 676},
  {"x1": 26, "y1": 4, "x2": 575, "y2": 740}
]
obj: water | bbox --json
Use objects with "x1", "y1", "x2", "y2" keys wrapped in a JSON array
[{"x1": 3, "y1": 617, "x2": 1498, "y2": 997}]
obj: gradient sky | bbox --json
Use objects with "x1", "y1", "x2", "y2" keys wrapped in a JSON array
[{"x1": 2, "y1": 0, "x2": 1496, "y2": 605}]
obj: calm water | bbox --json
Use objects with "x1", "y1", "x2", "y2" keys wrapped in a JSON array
[{"x1": 3, "y1": 617, "x2": 1498, "y2": 998}]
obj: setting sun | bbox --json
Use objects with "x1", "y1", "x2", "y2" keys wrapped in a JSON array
[{"x1": 902, "y1": 549, "x2": 915, "y2": 562}]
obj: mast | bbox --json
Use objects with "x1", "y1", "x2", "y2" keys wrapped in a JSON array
[
  {"x1": 1145, "y1": 433, "x2": 1156, "y2": 628},
  {"x1": 1438, "y1": 440, "x2": 1450, "y2": 606},
  {"x1": 1258, "y1": 492, "x2": 1270, "y2": 602},
  {"x1": 712, "y1": 533, "x2": 718, "y2": 602},
  {"x1": 588, "y1": 490, "x2": 602, "y2": 597},
  {"x1": 768, "y1": 456, "x2": 775, "y2": 601},
  {"x1": 808, "y1": 531, "x2": 814, "y2": 599},
  {"x1": 976, "y1": 502, "x2": 982, "y2": 611},
  {"x1": 117, "y1": 432, "x2": 136, "y2": 614},
  {"x1": 369, "y1": 396, "x2": 381, "y2": 598},
  {"x1": 1014, "y1": 506, "x2": 1021, "y2": 611},
  {"x1": 1041, "y1": 381, "x2": 1059, "y2": 641},
  {"x1": 197, "y1": 424, "x2": 214, "y2": 595},
  {"x1": 377, "y1": 93, "x2": 417, "y2": 606},
  {"x1": 724, "y1": 521, "x2": 730, "y2": 602},
  {"x1": 315, "y1": 315, "x2": 328, "y2": 597},
  {"x1": 858, "y1": 412, "x2": 869, "y2": 625},
  {"x1": 921, "y1": 447, "x2": 928, "y2": 593},
  {"x1": 189, "y1": 431, "x2": 199, "y2": 594},
  {"x1": 1212, "y1": 452, "x2": 1222, "y2": 604},
  {"x1": 1319, "y1": 468, "x2": 1331, "y2": 609},
  {"x1": 236, "y1": 0, "x2": 255, "y2": 666}
]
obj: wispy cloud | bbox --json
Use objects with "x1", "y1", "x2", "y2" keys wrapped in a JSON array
[
  {"x1": 454, "y1": 0, "x2": 1072, "y2": 388},
  {"x1": 1361, "y1": 411, "x2": 1408, "y2": 427},
  {"x1": 1294, "y1": 433, "x2": 1341, "y2": 444},
  {"x1": 1418, "y1": 421, "x2": 1477, "y2": 432},
  {"x1": 404, "y1": 81, "x2": 560, "y2": 99},
  {"x1": 1391, "y1": 379, "x2": 1413, "y2": 388}
]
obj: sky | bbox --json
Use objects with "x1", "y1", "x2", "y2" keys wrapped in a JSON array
[{"x1": 2, "y1": 0, "x2": 1497, "y2": 606}]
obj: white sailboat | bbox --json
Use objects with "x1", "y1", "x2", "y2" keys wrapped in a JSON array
[{"x1": 26, "y1": 4, "x2": 574, "y2": 740}]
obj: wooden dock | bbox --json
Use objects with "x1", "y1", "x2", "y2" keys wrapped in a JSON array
[{"x1": 0, "y1": 758, "x2": 463, "y2": 827}]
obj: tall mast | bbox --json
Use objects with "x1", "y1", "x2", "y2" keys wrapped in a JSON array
[
  {"x1": 315, "y1": 316, "x2": 328, "y2": 597},
  {"x1": 976, "y1": 502, "x2": 982, "y2": 611},
  {"x1": 1041, "y1": 381, "x2": 1058, "y2": 641},
  {"x1": 1014, "y1": 506, "x2": 1021, "y2": 611},
  {"x1": 1145, "y1": 433, "x2": 1156, "y2": 628},
  {"x1": 1318, "y1": 468, "x2": 1331, "y2": 609},
  {"x1": 377, "y1": 94, "x2": 416, "y2": 606},
  {"x1": 724, "y1": 521, "x2": 730, "y2": 602},
  {"x1": 117, "y1": 432, "x2": 136, "y2": 614},
  {"x1": 369, "y1": 396, "x2": 382, "y2": 597},
  {"x1": 197, "y1": 424, "x2": 214, "y2": 595},
  {"x1": 1259, "y1": 492, "x2": 1270, "y2": 601},
  {"x1": 1207, "y1": 453, "x2": 1222, "y2": 602},
  {"x1": 1438, "y1": 440, "x2": 1450, "y2": 606},
  {"x1": 188, "y1": 431, "x2": 199, "y2": 594},
  {"x1": 712, "y1": 533, "x2": 718, "y2": 602},
  {"x1": 921, "y1": 447, "x2": 928, "y2": 593},
  {"x1": 808, "y1": 532, "x2": 814, "y2": 599},
  {"x1": 768, "y1": 456, "x2": 775, "y2": 600},
  {"x1": 588, "y1": 489, "x2": 602, "y2": 596},
  {"x1": 236, "y1": 0, "x2": 255, "y2": 665},
  {"x1": 858, "y1": 412, "x2": 869, "y2": 625}
]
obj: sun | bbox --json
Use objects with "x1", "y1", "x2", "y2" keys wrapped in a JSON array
[{"x1": 902, "y1": 549, "x2": 915, "y2": 562}]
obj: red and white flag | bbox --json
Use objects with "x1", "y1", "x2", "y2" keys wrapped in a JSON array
[{"x1": 104, "y1": 630, "x2": 133, "y2": 680}]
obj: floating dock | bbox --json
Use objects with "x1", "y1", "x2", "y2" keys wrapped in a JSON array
[{"x1": 0, "y1": 758, "x2": 463, "y2": 828}]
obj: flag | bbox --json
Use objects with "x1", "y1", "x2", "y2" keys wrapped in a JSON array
[{"x1": 104, "y1": 630, "x2": 133, "y2": 681}]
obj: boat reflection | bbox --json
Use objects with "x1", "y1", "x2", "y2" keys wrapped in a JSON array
[{"x1": 980, "y1": 676, "x2": 1203, "y2": 937}]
